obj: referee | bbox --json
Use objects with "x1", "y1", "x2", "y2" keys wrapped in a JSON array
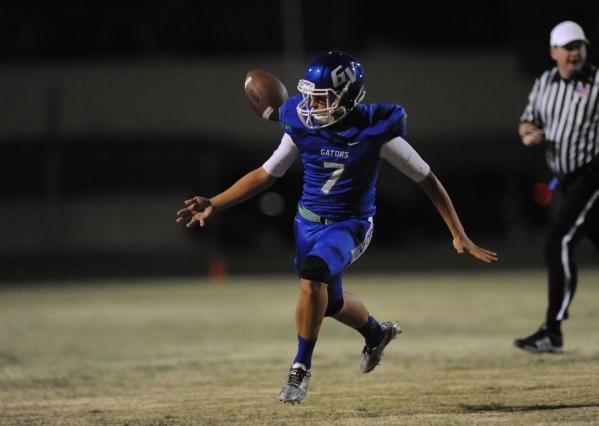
[{"x1": 514, "y1": 21, "x2": 599, "y2": 354}]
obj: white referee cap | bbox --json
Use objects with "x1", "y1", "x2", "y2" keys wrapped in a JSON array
[{"x1": 550, "y1": 21, "x2": 589, "y2": 47}]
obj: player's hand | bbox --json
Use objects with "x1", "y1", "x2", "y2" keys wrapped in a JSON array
[
  {"x1": 522, "y1": 128, "x2": 545, "y2": 146},
  {"x1": 453, "y1": 235, "x2": 498, "y2": 263},
  {"x1": 176, "y1": 196, "x2": 214, "y2": 227}
]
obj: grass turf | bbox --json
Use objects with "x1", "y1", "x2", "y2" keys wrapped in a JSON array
[{"x1": 1, "y1": 270, "x2": 598, "y2": 425}]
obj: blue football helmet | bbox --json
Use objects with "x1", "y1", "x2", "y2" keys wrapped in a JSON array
[{"x1": 296, "y1": 51, "x2": 366, "y2": 129}]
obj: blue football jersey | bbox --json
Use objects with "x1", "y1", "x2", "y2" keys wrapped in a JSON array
[{"x1": 279, "y1": 94, "x2": 407, "y2": 220}]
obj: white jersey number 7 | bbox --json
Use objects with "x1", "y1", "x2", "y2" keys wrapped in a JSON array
[{"x1": 321, "y1": 162, "x2": 345, "y2": 194}]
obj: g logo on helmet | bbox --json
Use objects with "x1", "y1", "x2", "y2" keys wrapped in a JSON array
[{"x1": 331, "y1": 66, "x2": 357, "y2": 88}]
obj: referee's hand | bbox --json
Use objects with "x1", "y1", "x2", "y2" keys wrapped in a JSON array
[{"x1": 522, "y1": 128, "x2": 545, "y2": 146}]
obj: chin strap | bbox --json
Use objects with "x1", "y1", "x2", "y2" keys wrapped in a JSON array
[
  {"x1": 333, "y1": 106, "x2": 347, "y2": 118},
  {"x1": 336, "y1": 81, "x2": 351, "y2": 104}
]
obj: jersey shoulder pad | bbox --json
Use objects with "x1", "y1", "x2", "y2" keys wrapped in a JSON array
[
  {"x1": 354, "y1": 103, "x2": 407, "y2": 140},
  {"x1": 279, "y1": 95, "x2": 310, "y2": 137}
]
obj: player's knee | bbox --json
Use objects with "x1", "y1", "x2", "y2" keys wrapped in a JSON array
[
  {"x1": 299, "y1": 255, "x2": 331, "y2": 283},
  {"x1": 324, "y1": 297, "x2": 344, "y2": 317}
]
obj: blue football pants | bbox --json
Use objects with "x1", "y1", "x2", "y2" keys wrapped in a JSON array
[{"x1": 293, "y1": 213, "x2": 374, "y2": 307}]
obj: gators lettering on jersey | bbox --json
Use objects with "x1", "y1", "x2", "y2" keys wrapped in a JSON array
[{"x1": 279, "y1": 94, "x2": 407, "y2": 220}]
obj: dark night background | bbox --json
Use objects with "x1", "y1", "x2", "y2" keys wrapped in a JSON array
[
  {"x1": 1, "y1": 0, "x2": 598, "y2": 281},
  {"x1": 3, "y1": 1, "x2": 598, "y2": 75}
]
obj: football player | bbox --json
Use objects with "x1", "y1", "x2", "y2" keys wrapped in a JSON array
[{"x1": 177, "y1": 51, "x2": 497, "y2": 404}]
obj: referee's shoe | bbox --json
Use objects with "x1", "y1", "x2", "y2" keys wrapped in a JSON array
[{"x1": 513, "y1": 324, "x2": 564, "y2": 354}]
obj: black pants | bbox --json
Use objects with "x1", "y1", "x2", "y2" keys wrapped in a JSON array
[{"x1": 544, "y1": 166, "x2": 599, "y2": 322}]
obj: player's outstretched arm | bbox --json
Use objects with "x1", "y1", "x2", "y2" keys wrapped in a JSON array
[
  {"x1": 417, "y1": 171, "x2": 498, "y2": 263},
  {"x1": 176, "y1": 166, "x2": 278, "y2": 228}
]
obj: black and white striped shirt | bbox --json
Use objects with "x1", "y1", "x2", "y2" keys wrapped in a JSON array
[{"x1": 520, "y1": 64, "x2": 599, "y2": 177}]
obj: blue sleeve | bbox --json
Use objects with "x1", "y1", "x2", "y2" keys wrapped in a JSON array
[
  {"x1": 380, "y1": 103, "x2": 407, "y2": 139},
  {"x1": 279, "y1": 95, "x2": 310, "y2": 138},
  {"x1": 360, "y1": 103, "x2": 407, "y2": 142}
]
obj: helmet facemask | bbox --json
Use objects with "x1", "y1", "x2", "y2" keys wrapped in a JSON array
[{"x1": 296, "y1": 79, "x2": 355, "y2": 129}]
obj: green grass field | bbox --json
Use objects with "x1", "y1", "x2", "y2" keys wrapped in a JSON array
[{"x1": 1, "y1": 270, "x2": 598, "y2": 425}]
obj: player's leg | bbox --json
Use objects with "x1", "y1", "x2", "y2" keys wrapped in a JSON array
[
  {"x1": 583, "y1": 168, "x2": 599, "y2": 251},
  {"x1": 514, "y1": 179, "x2": 599, "y2": 353},
  {"x1": 545, "y1": 185, "x2": 599, "y2": 323},
  {"x1": 313, "y1": 218, "x2": 401, "y2": 372},
  {"x1": 330, "y1": 291, "x2": 368, "y2": 328},
  {"x1": 288, "y1": 217, "x2": 355, "y2": 372},
  {"x1": 292, "y1": 256, "x2": 330, "y2": 371},
  {"x1": 587, "y1": 221, "x2": 599, "y2": 251},
  {"x1": 330, "y1": 290, "x2": 381, "y2": 346},
  {"x1": 280, "y1": 215, "x2": 398, "y2": 403},
  {"x1": 295, "y1": 278, "x2": 328, "y2": 339},
  {"x1": 329, "y1": 289, "x2": 401, "y2": 372},
  {"x1": 278, "y1": 276, "x2": 326, "y2": 405},
  {"x1": 280, "y1": 219, "x2": 328, "y2": 404}
]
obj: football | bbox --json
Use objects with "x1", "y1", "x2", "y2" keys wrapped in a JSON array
[{"x1": 244, "y1": 69, "x2": 289, "y2": 122}]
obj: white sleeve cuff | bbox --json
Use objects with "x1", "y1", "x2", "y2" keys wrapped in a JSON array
[
  {"x1": 380, "y1": 136, "x2": 430, "y2": 182},
  {"x1": 262, "y1": 133, "x2": 300, "y2": 177}
]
